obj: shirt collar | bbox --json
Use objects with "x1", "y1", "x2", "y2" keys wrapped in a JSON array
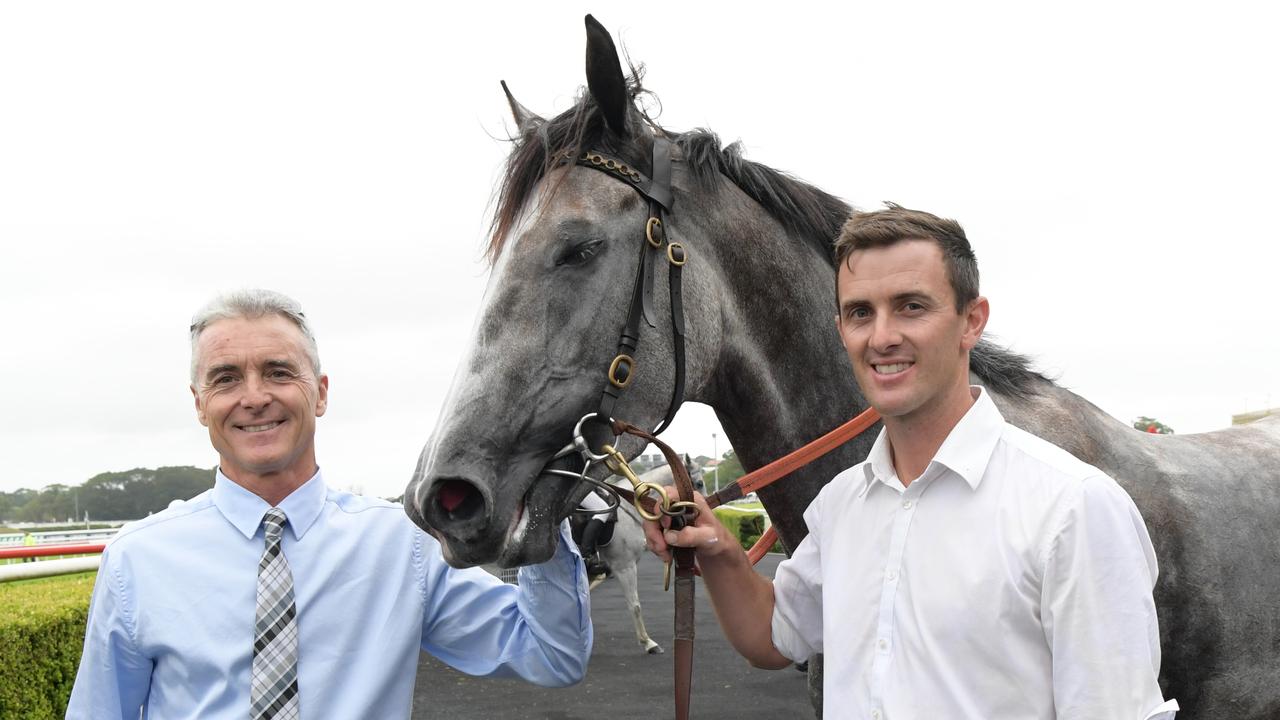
[
  {"x1": 212, "y1": 468, "x2": 327, "y2": 541},
  {"x1": 859, "y1": 387, "x2": 1005, "y2": 495}
]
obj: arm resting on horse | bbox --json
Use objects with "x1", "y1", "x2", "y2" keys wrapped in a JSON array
[{"x1": 419, "y1": 520, "x2": 593, "y2": 686}]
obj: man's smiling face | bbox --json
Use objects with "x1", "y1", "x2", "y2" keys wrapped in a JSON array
[
  {"x1": 191, "y1": 314, "x2": 328, "y2": 488},
  {"x1": 836, "y1": 239, "x2": 982, "y2": 427}
]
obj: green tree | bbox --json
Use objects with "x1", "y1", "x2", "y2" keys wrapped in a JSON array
[
  {"x1": 3, "y1": 466, "x2": 215, "y2": 522},
  {"x1": 17, "y1": 485, "x2": 75, "y2": 523},
  {"x1": 712, "y1": 451, "x2": 745, "y2": 492}
]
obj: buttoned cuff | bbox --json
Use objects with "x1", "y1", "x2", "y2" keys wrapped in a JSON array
[{"x1": 519, "y1": 521, "x2": 583, "y2": 578}]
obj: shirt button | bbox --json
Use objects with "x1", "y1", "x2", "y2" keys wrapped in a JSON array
[
  {"x1": 877, "y1": 638, "x2": 888, "y2": 650},
  {"x1": 872, "y1": 710, "x2": 882, "y2": 720},
  {"x1": 902, "y1": 499, "x2": 913, "y2": 510},
  {"x1": 886, "y1": 569, "x2": 897, "y2": 581}
]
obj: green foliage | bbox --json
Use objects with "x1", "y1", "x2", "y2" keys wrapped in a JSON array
[
  {"x1": 0, "y1": 572, "x2": 96, "y2": 719},
  {"x1": 713, "y1": 507, "x2": 783, "y2": 554},
  {"x1": 1133, "y1": 416, "x2": 1175, "y2": 435},
  {"x1": 0, "y1": 466, "x2": 215, "y2": 523}
]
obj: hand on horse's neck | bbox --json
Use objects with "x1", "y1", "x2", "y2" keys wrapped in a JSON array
[{"x1": 885, "y1": 387, "x2": 979, "y2": 488}]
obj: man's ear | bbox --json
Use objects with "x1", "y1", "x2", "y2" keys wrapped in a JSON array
[
  {"x1": 315, "y1": 375, "x2": 329, "y2": 417},
  {"x1": 191, "y1": 385, "x2": 208, "y2": 427},
  {"x1": 961, "y1": 296, "x2": 990, "y2": 351}
]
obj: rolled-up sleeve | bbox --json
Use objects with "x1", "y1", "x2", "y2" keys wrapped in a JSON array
[
  {"x1": 1041, "y1": 476, "x2": 1178, "y2": 719},
  {"x1": 771, "y1": 500, "x2": 825, "y2": 663},
  {"x1": 420, "y1": 520, "x2": 592, "y2": 686},
  {"x1": 66, "y1": 548, "x2": 153, "y2": 719}
]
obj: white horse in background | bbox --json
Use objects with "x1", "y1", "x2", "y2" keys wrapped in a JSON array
[{"x1": 587, "y1": 456, "x2": 704, "y2": 656}]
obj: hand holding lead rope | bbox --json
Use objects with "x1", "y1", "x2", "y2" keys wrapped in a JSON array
[{"x1": 601, "y1": 442, "x2": 700, "y2": 591}]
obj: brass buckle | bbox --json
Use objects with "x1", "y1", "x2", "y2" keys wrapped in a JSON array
[
  {"x1": 607, "y1": 354, "x2": 634, "y2": 389},
  {"x1": 667, "y1": 242, "x2": 686, "y2": 266},
  {"x1": 645, "y1": 217, "x2": 664, "y2": 248}
]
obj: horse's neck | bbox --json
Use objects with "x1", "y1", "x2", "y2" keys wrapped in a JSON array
[{"x1": 681, "y1": 183, "x2": 879, "y2": 546}]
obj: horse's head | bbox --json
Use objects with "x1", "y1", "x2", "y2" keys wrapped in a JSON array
[{"x1": 405, "y1": 16, "x2": 722, "y2": 567}]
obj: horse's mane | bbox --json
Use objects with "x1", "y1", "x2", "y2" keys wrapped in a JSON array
[
  {"x1": 487, "y1": 75, "x2": 1046, "y2": 397},
  {"x1": 971, "y1": 340, "x2": 1046, "y2": 398}
]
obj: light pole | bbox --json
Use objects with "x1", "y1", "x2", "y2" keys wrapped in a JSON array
[{"x1": 711, "y1": 432, "x2": 719, "y2": 493}]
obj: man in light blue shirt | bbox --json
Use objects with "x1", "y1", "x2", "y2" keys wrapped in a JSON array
[{"x1": 68, "y1": 289, "x2": 592, "y2": 718}]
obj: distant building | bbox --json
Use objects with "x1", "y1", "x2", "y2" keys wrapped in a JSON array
[{"x1": 1233, "y1": 407, "x2": 1279, "y2": 425}]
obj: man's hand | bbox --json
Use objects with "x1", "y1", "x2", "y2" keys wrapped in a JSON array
[
  {"x1": 641, "y1": 490, "x2": 736, "y2": 563},
  {"x1": 638, "y1": 487, "x2": 792, "y2": 670}
]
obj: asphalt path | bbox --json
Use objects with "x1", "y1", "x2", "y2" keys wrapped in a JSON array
[{"x1": 412, "y1": 552, "x2": 814, "y2": 719}]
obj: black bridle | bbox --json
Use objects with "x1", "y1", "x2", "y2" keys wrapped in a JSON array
[
  {"x1": 566, "y1": 136, "x2": 686, "y2": 447},
  {"x1": 554, "y1": 136, "x2": 701, "y2": 720}
]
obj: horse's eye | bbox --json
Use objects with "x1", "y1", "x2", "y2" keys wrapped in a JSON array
[{"x1": 556, "y1": 239, "x2": 604, "y2": 267}]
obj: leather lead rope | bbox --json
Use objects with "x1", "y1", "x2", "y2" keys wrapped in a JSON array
[
  {"x1": 609, "y1": 420, "x2": 697, "y2": 720},
  {"x1": 707, "y1": 405, "x2": 882, "y2": 509}
]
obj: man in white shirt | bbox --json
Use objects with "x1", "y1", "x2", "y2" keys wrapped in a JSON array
[{"x1": 643, "y1": 205, "x2": 1177, "y2": 719}]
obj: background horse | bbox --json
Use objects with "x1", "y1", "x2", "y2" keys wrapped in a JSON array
[{"x1": 406, "y1": 16, "x2": 1280, "y2": 718}]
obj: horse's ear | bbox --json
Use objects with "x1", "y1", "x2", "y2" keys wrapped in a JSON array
[
  {"x1": 584, "y1": 14, "x2": 630, "y2": 137},
  {"x1": 500, "y1": 80, "x2": 542, "y2": 133}
]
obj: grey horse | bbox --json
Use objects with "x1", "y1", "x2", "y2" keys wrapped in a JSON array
[{"x1": 406, "y1": 15, "x2": 1280, "y2": 718}]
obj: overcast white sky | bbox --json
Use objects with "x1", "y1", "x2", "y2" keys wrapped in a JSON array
[{"x1": 2, "y1": 2, "x2": 1277, "y2": 499}]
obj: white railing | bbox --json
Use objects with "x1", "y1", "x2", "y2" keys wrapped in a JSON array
[
  {"x1": 0, "y1": 527, "x2": 120, "y2": 547},
  {"x1": 0, "y1": 556, "x2": 102, "y2": 582}
]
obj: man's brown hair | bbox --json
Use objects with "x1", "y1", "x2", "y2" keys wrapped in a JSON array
[{"x1": 833, "y1": 203, "x2": 979, "y2": 312}]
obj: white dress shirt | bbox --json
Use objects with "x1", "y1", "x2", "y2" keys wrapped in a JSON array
[{"x1": 771, "y1": 388, "x2": 1178, "y2": 720}]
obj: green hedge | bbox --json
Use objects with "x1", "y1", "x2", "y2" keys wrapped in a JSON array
[
  {"x1": 0, "y1": 572, "x2": 95, "y2": 720},
  {"x1": 713, "y1": 507, "x2": 783, "y2": 554}
]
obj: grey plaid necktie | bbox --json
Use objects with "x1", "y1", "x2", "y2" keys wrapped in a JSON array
[{"x1": 251, "y1": 508, "x2": 300, "y2": 719}]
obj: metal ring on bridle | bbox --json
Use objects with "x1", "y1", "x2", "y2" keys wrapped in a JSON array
[
  {"x1": 662, "y1": 499, "x2": 699, "y2": 519},
  {"x1": 563, "y1": 476, "x2": 624, "y2": 515},
  {"x1": 646, "y1": 217, "x2": 664, "y2": 248},
  {"x1": 572, "y1": 413, "x2": 617, "y2": 462}
]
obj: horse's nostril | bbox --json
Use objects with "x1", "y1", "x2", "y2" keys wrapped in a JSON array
[{"x1": 436, "y1": 478, "x2": 484, "y2": 521}]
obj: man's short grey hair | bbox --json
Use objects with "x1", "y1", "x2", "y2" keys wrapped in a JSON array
[{"x1": 189, "y1": 289, "x2": 321, "y2": 383}]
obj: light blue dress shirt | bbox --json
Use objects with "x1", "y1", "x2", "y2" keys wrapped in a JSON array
[{"x1": 67, "y1": 470, "x2": 592, "y2": 719}]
